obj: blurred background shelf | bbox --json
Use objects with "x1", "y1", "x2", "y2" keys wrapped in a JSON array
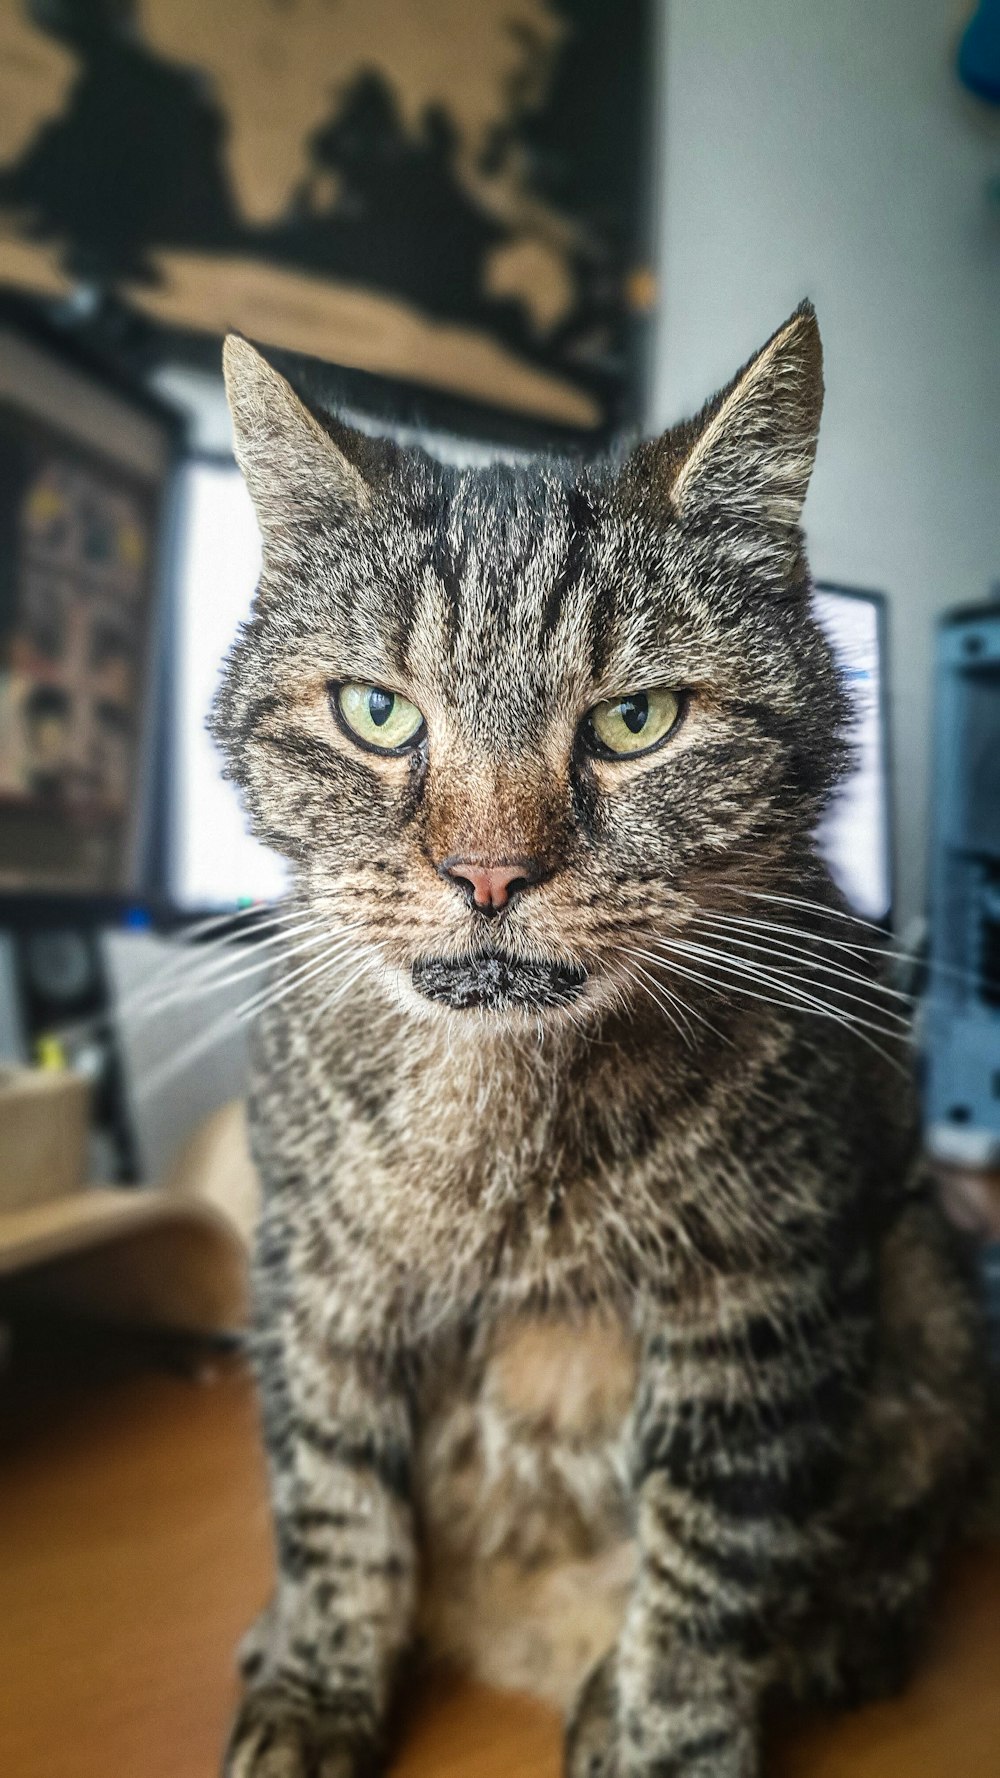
[{"x1": 0, "y1": 1095, "x2": 255, "y2": 1335}]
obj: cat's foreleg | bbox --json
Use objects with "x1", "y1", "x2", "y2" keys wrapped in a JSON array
[
  {"x1": 567, "y1": 1317, "x2": 848, "y2": 1777},
  {"x1": 224, "y1": 1242, "x2": 417, "y2": 1777},
  {"x1": 566, "y1": 1571, "x2": 762, "y2": 1778},
  {"x1": 611, "y1": 1474, "x2": 769, "y2": 1778}
]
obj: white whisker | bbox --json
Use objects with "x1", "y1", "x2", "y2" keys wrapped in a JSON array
[
  {"x1": 689, "y1": 918, "x2": 913, "y2": 1015},
  {"x1": 53, "y1": 902, "x2": 312, "y2": 1044},
  {"x1": 618, "y1": 946, "x2": 730, "y2": 1046},
  {"x1": 631, "y1": 942, "x2": 909, "y2": 1074},
  {"x1": 648, "y1": 936, "x2": 910, "y2": 1039},
  {"x1": 132, "y1": 918, "x2": 333, "y2": 1026},
  {"x1": 697, "y1": 908, "x2": 880, "y2": 963},
  {"x1": 132, "y1": 931, "x2": 366, "y2": 1101},
  {"x1": 698, "y1": 905, "x2": 979, "y2": 991},
  {"x1": 617, "y1": 956, "x2": 695, "y2": 1049},
  {"x1": 309, "y1": 950, "x2": 382, "y2": 1023},
  {"x1": 740, "y1": 888, "x2": 892, "y2": 937}
]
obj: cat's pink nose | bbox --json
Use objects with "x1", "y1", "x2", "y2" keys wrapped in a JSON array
[{"x1": 441, "y1": 858, "x2": 537, "y2": 912}]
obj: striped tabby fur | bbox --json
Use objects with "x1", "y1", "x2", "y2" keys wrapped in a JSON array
[{"x1": 214, "y1": 306, "x2": 984, "y2": 1778}]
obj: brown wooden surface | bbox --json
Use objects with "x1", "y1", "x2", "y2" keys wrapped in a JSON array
[{"x1": 0, "y1": 1326, "x2": 998, "y2": 1778}]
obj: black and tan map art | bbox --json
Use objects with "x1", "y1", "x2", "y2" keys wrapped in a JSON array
[{"x1": 0, "y1": 0, "x2": 653, "y2": 438}]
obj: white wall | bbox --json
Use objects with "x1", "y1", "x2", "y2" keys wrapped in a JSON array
[{"x1": 653, "y1": 0, "x2": 1000, "y2": 927}]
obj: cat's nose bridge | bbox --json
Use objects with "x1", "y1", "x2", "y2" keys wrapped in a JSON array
[{"x1": 426, "y1": 753, "x2": 564, "y2": 889}]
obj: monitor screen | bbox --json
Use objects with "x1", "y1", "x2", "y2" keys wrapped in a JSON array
[
  {"x1": 170, "y1": 463, "x2": 892, "y2": 923},
  {"x1": 812, "y1": 584, "x2": 892, "y2": 923},
  {"x1": 170, "y1": 461, "x2": 287, "y2": 911},
  {"x1": 0, "y1": 327, "x2": 174, "y2": 896}
]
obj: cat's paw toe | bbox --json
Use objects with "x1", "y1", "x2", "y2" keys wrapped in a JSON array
[{"x1": 224, "y1": 1690, "x2": 380, "y2": 1778}]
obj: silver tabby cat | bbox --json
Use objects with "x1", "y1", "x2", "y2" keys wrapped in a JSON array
[{"x1": 214, "y1": 306, "x2": 984, "y2": 1778}]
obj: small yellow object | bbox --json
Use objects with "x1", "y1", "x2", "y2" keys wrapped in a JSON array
[
  {"x1": 35, "y1": 1035, "x2": 67, "y2": 1072},
  {"x1": 625, "y1": 265, "x2": 659, "y2": 314}
]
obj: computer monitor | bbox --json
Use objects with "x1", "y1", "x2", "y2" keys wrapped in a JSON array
[
  {"x1": 0, "y1": 323, "x2": 177, "y2": 901},
  {"x1": 169, "y1": 462, "x2": 893, "y2": 923}
]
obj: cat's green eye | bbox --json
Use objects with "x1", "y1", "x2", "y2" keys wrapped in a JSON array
[
  {"x1": 334, "y1": 683, "x2": 426, "y2": 753},
  {"x1": 585, "y1": 687, "x2": 682, "y2": 759}
]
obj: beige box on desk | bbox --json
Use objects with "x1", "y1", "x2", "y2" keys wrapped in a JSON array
[
  {"x1": 0, "y1": 1067, "x2": 90, "y2": 1213},
  {"x1": 0, "y1": 1093, "x2": 255, "y2": 1335}
]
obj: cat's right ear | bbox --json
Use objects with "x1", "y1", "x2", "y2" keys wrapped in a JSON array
[
  {"x1": 222, "y1": 335, "x2": 371, "y2": 540},
  {"x1": 623, "y1": 303, "x2": 822, "y2": 588}
]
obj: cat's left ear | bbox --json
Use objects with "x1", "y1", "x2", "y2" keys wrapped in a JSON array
[
  {"x1": 634, "y1": 301, "x2": 823, "y2": 581},
  {"x1": 223, "y1": 334, "x2": 371, "y2": 542}
]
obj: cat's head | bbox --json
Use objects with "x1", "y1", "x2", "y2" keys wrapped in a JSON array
[{"x1": 214, "y1": 305, "x2": 847, "y2": 1025}]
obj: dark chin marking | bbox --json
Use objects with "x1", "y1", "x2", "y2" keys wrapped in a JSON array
[{"x1": 411, "y1": 950, "x2": 588, "y2": 1011}]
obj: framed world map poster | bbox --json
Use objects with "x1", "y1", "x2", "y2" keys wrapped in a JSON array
[{"x1": 0, "y1": 0, "x2": 657, "y2": 445}]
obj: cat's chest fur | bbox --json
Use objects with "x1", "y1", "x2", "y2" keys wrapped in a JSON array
[
  {"x1": 264, "y1": 988, "x2": 724, "y2": 1339},
  {"x1": 253, "y1": 1000, "x2": 660, "y2": 1704},
  {"x1": 415, "y1": 1307, "x2": 639, "y2": 1705}
]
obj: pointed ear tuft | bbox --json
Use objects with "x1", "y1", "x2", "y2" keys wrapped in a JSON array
[
  {"x1": 222, "y1": 335, "x2": 370, "y2": 540},
  {"x1": 664, "y1": 302, "x2": 823, "y2": 578}
]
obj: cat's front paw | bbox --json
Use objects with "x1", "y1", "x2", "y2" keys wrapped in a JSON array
[
  {"x1": 223, "y1": 1688, "x2": 382, "y2": 1778},
  {"x1": 565, "y1": 1653, "x2": 619, "y2": 1778},
  {"x1": 565, "y1": 1652, "x2": 758, "y2": 1778}
]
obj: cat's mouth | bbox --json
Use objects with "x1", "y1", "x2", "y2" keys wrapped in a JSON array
[{"x1": 410, "y1": 949, "x2": 588, "y2": 1012}]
